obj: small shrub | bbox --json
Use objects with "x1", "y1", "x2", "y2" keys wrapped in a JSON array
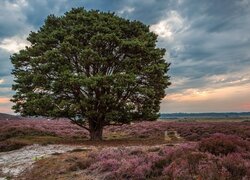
[
  {"x1": 150, "y1": 159, "x2": 168, "y2": 177},
  {"x1": 199, "y1": 134, "x2": 240, "y2": 156},
  {"x1": 198, "y1": 160, "x2": 227, "y2": 180},
  {"x1": 186, "y1": 152, "x2": 206, "y2": 174},
  {"x1": 222, "y1": 153, "x2": 249, "y2": 179}
]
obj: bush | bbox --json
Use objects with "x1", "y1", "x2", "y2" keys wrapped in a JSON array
[
  {"x1": 163, "y1": 151, "x2": 211, "y2": 179},
  {"x1": 198, "y1": 133, "x2": 249, "y2": 156},
  {"x1": 87, "y1": 148, "x2": 158, "y2": 179},
  {"x1": 221, "y1": 153, "x2": 250, "y2": 179},
  {"x1": 82, "y1": 142, "x2": 250, "y2": 179},
  {"x1": 0, "y1": 127, "x2": 56, "y2": 141}
]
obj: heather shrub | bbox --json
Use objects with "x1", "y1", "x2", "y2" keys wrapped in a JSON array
[
  {"x1": 87, "y1": 148, "x2": 158, "y2": 179},
  {"x1": 0, "y1": 127, "x2": 55, "y2": 141},
  {"x1": 198, "y1": 160, "x2": 228, "y2": 180},
  {"x1": 221, "y1": 153, "x2": 250, "y2": 179},
  {"x1": 199, "y1": 133, "x2": 250, "y2": 156},
  {"x1": 118, "y1": 158, "x2": 152, "y2": 179},
  {"x1": 186, "y1": 152, "x2": 207, "y2": 174},
  {"x1": 162, "y1": 151, "x2": 235, "y2": 180},
  {"x1": 86, "y1": 144, "x2": 200, "y2": 179},
  {"x1": 1, "y1": 120, "x2": 250, "y2": 142},
  {"x1": 163, "y1": 151, "x2": 208, "y2": 179},
  {"x1": 150, "y1": 158, "x2": 168, "y2": 177},
  {"x1": 0, "y1": 120, "x2": 88, "y2": 140},
  {"x1": 163, "y1": 159, "x2": 193, "y2": 180},
  {"x1": 161, "y1": 143, "x2": 197, "y2": 162}
]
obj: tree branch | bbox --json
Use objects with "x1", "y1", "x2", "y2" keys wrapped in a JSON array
[{"x1": 68, "y1": 117, "x2": 90, "y2": 131}]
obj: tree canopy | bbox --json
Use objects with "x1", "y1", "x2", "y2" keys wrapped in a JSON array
[{"x1": 11, "y1": 8, "x2": 171, "y2": 140}]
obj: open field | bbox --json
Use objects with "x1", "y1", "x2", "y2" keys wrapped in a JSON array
[
  {"x1": 0, "y1": 118, "x2": 250, "y2": 179},
  {"x1": 160, "y1": 117, "x2": 250, "y2": 122}
]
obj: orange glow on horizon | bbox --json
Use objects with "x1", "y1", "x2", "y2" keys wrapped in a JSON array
[
  {"x1": 161, "y1": 83, "x2": 250, "y2": 112},
  {"x1": 241, "y1": 103, "x2": 250, "y2": 111},
  {"x1": 0, "y1": 97, "x2": 10, "y2": 104}
]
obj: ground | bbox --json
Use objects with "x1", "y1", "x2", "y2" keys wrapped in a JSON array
[{"x1": 0, "y1": 118, "x2": 250, "y2": 179}]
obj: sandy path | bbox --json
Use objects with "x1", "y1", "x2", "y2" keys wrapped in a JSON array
[{"x1": 0, "y1": 144, "x2": 88, "y2": 179}]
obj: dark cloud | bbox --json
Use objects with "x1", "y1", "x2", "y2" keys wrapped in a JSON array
[
  {"x1": 0, "y1": 50, "x2": 13, "y2": 97},
  {"x1": 0, "y1": 50, "x2": 12, "y2": 77},
  {"x1": 157, "y1": 0, "x2": 250, "y2": 96},
  {"x1": 0, "y1": 0, "x2": 31, "y2": 37},
  {"x1": 20, "y1": 0, "x2": 174, "y2": 27}
]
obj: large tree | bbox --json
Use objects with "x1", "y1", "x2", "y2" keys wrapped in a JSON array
[{"x1": 11, "y1": 8, "x2": 171, "y2": 140}]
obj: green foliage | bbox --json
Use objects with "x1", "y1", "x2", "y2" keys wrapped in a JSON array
[{"x1": 11, "y1": 8, "x2": 170, "y2": 139}]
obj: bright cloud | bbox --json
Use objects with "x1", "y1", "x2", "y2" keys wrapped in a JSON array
[
  {"x1": 169, "y1": 77, "x2": 190, "y2": 88},
  {"x1": 0, "y1": 79, "x2": 4, "y2": 84},
  {"x1": 118, "y1": 6, "x2": 135, "y2": 15},
  {"x1": 150, "y1": 11, "x2": 186, "y2": 39},
  {"x1": 206, "y1": 72, "x2": 250, "y2": 86},
  {"x1": 166, "y1": 88, "x2": 210, "y2": 102},
  {"x1": 6, "y1": 0, "x2": 28, "y2": 8},
  {"x1": 0, "y1": 36, "x2": 30, "y2": 53}
]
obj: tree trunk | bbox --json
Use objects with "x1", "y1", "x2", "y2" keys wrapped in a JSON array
[
  {"x1": 89, "y1": 120, "x2": 103, "y2": 141},
  {"x1": 90, "y1": 128, "x2": 103, "y2": 141}
]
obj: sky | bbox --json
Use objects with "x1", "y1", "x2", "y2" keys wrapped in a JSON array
[{"x1": 0, "y1": 0, "x2": 250, "y2": 114}]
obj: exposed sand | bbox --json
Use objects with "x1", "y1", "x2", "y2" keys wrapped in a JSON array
[{"x1": 0, "y1": 144, "x2": 88, "y2": 179}]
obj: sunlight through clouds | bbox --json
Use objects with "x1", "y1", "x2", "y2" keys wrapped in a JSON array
[
  {"x1": 0, "y1": 79, "x2": 4, "y2": 84},
  {"x1": 0, "y1": 36, "x2": 30, "y2": 53},
  {"x1": 150, "y1": 11, "x2": 186, "y2": 40}
]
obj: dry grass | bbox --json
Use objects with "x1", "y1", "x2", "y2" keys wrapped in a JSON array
[{"x1": 18, "y1": 151, "x2": 94, "y2": 180}]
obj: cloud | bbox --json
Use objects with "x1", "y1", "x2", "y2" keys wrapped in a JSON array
[
  {"x1": 0, "y1": 0, "x2": 250, "y2": 113},
  {"x1": 150, "y1": 1, "x2": 250, "y2": 113},
  {"x1": 0, "y1": 49, "x2": 13, "y2": 76},
  {"x1": 150, "y1": 11, "x2": 186, "y2": 39},
  {"x1": 117, "y1": 6, "x2": 135, "y2": 16},
  {"x1": 0, "y1": 36, "x2": 30, "y2": 53},
  {"x1": 0, "y1": 0, "x2": 33, "y2": 37}
]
